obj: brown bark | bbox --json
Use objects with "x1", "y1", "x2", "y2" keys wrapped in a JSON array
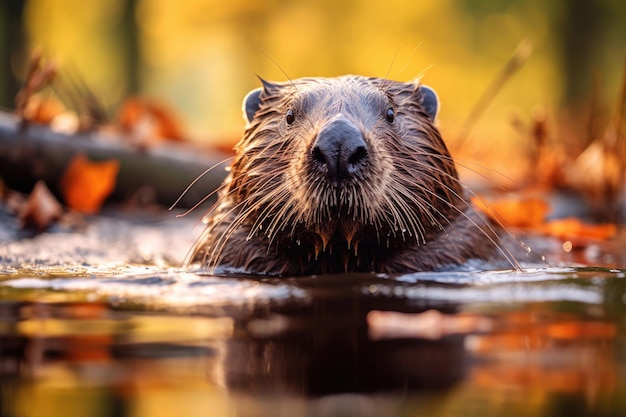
[{"x1": 0, "y1": 111, "x2": 230, "y2": 209}]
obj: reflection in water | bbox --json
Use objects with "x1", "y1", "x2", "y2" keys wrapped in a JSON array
[
  {"x1": 216, "y1": 286, "x2": 465, "y2": 397},
  {"x1": 1, "y1": 269, "x2": 626, "y2": 416}
]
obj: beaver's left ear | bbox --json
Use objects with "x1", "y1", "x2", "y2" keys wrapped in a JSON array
[
  {"x1": 242, "y1": 88, "x2": 262, "y2": 125},
  {"x1": 243, "y1": 78, "x2": 283, "y2": 125},
  {"x1": 419, "y1": 85, "x2": 439, "y2": 122}
]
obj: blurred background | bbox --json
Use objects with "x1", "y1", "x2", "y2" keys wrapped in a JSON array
[{"x1": 1, "y1": 0, "x2": 625, "y2": 158}]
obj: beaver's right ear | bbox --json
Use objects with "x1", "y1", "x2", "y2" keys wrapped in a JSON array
[
  {"x1": 419, "y1": 85, "x2": 439, "y2": 121},
  {"x1": 242, "y1": 88, "x2": 263, "y2": 125}
]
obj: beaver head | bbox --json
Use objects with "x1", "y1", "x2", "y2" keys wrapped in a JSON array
[{"x1": 190, "y1": 76, "x2": 488, "y2": 275}]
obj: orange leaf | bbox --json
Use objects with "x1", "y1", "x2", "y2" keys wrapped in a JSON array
[
  {"x1": 117, "y1": 96, "x2": 186, "y2": 144},
  {"x1": 546, "y1": 321, "x2": 617, "y2": 340},
  {"x1": 23, "y1": 94, "x2": 65, "y2": 124},
  {"x1": 540, "y1": 217, "x2": 617, "y2": 241},
  {"x1": 472, "y1": 195, "x2": 549, "y2": 228},
  {"x1": 60, "y1": 154, "x2": 120, "y2": 214},
  {"x1": 18, "y1": 180, "x2": 64, "y2": 231}
]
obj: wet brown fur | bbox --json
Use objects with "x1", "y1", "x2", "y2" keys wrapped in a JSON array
[{"x1": 188, "y1": 76, "x2": 507, "y2": 275}]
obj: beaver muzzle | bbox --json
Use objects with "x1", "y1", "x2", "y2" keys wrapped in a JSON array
[{"x1": 311, "y1": 115, "x2": 369, "y2": 183}]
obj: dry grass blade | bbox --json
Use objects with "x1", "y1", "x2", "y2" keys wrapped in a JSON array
[
  {"x1": 54, "y1": 66, "x2": 111, "y2": 130},
  {"x1": 456, "y1": 40, "x2": 533, "y2": 150},
  {"x1": 606, "y1": 57, "x2": 626, "y2": 155},
  {"x1": 14, "y1": 49, "x2": 57, "y2": 123}
]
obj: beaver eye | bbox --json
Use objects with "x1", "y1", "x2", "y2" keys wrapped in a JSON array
[
  {"x1": 286, "y1": 109, "x2": 295, "y2": 125},
  {"x1": 385, "y1": 107, "x2": 395, "y2": 123}
]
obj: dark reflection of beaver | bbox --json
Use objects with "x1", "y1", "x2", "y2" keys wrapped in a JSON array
[
  {"x1": 188, "y1": 75, "x2": 515, "y2": 275},
  {"x1": 209, "y1": 282, "x2": 468, "y2": 397}
]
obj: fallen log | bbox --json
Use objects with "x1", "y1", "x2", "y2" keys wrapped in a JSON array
[{"x1": 0, "y1": 111, "x2": 231, "y2": 209}]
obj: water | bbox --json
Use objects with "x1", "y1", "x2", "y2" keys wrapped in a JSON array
[{"x1": 1, "y1": 211, "x2": 626, "y2": 417}]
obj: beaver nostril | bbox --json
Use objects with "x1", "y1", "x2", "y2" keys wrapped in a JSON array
[
  {"x1": 311, "y1": 117, "x2": 369, "y2": 181},
  {"x1": 349, "y1": 145, "x2": 368, "y2": 166},
  {"x1": 312, "y1": 145, "x2": 327, "y2": 165}
]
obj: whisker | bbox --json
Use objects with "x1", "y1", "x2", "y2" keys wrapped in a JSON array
[
  {"x1": 399, "y1": 144, "x2": 519, "y2": 190},
  {"x1": 260, "y1": 48, "x2": 298, "y2": 91},
  {"x1": 395, "y1": 160, "x2": 522, "y2": 270},
  {"x1": 177, "y1": 181, "x2": 230, "y2": 220},
  {"x1": 383, "y1": 46, "x2": 402, "y2": 82},
  {"x1": 170, "y1": 156, "x2": 234, "y2": 212},
  {"x1": 409, "y1": 63, "x2": 433, "y2": 85},
  {"x1": 186, "y1": 74, "x2": 522, "y2": 275}
]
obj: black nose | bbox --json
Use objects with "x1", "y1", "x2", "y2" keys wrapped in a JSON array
[{"x1": 311, "y1": 116, "x2": 369, "y2": 182}]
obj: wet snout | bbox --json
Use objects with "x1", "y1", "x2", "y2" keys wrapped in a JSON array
[{"x1": 311, "y1": 115, "x2": 369, "y2": 182}]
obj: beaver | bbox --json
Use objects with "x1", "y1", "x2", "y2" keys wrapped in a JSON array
[{"x1": 187, "y1": 75, "x2": 516, "y2": 275}]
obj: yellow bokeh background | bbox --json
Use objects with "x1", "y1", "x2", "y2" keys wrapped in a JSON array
[{"x1": 17, "y1": 0, "x2": 626, "y2": 158}]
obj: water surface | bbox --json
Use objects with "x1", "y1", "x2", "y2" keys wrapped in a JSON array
[{"x1": 1, "y1": 212, "x2": 625, "y2": 417}]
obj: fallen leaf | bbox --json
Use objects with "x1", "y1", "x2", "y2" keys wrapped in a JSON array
[
  {"x1": 472, "y1": 195, "x2": 549, "y2": 228},
  {"x1": 546, "y1": 320, "x2": 617, "y2": 340},
  {"x1": 18, "y1": 180, "x2": 64, "y2": 231},
  {"x1": 474, "y1": 194, "x2": 616, "y2": 242},
  {"x1": 540, "y1": 217, "x2": 617, "y2": 241},
  {"x1": 60, "y1": 154, "x2": 120, "y2": 214},
  {"x1": 117, "y1": 97, "x2": 186, "y2": 145},
  {"x1": 22, "y1": 94, "x2": 66, "y2": 124}
]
